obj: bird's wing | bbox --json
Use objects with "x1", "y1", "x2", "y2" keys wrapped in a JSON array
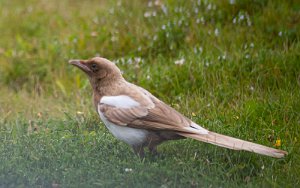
[
  {"x1": 98, "y1": 88, "x2": 208, "y2": 134},
  {"x1": 97, "y1": 86, "x2": 287, "y2": 158}
]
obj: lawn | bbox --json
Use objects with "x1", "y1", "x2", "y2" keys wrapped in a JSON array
[{"x1": 0, "y1": 0, "x2": 299, "y2": 187}]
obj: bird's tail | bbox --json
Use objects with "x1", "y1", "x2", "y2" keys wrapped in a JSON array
[{"x1": 177, "y1": 131, "x2": 287, "y2": 158}]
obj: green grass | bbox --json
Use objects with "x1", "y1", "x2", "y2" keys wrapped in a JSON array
[{"x1": 0, "y1": 0, "x2": 299, "y2": 187}]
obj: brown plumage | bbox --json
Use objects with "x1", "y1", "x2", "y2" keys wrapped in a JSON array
[{"x1": 69, "y1": 57, "x2": 287, "y2": 158}]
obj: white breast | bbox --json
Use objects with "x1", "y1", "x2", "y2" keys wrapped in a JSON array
[
  {"x1": 98, "y1": 95, "x2": 148, "y2": 146},
  {"x1": 99, "y1": 112, "x2": 148, "y2": 146}
]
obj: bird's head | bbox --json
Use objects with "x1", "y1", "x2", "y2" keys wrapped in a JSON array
[{"x1": 69, "y1": 57, "x2": 123, "y2": 87}]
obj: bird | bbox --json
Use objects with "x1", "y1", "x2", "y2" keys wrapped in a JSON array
[{"x1": 69, "y1": 57, "x2": 287, "y2": 158}]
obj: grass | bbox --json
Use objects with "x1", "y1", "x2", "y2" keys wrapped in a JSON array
[{"x1": 0, "y1": 0, "x2": 299, "y2": 187}]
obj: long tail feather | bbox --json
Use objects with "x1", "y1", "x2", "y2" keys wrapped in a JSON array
[{"x1": 178, "y1": 131, "x2": 287, "y2": 158}]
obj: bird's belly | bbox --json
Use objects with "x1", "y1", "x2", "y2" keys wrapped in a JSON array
[{"x1": 99, "y1": 113, "x2": 148, "y2": 146}]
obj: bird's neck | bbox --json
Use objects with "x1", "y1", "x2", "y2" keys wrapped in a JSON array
[{"x1": 92, "y1": 78, "x2": 126, "y2": 111}]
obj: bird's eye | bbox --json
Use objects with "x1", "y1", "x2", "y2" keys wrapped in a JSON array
[{"x1": 91, "y1": 63, "x2": 98, "y2": 71}]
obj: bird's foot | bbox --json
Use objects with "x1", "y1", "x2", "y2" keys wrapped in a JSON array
[
  {"x1": 132, "y1": 146, "x2": 145, "y2": 158},
  {"x1": 149, "y1": 145, "x2": 163, "y2": 158}
]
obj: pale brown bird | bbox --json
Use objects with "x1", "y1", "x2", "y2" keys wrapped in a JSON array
[{"x1": 69, "y1": 57, "x2": 287, "y2": 158}]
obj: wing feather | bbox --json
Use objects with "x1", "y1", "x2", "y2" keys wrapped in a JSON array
[
  {"x1": 98, "y1": 84, "x2": 207, "y2": 134},
  {"x1": 99, "y1": 100, "x2": 194, "y2": 132}
]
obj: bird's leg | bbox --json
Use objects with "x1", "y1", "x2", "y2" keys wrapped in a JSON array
[
  {"x1": 148, "y1": 142, "x2": 160, "y2": 156},
  {"x1": 149, "y1": 145, "x2": 158, "y2": 155},
  {"x1": 132, "y1": 145, "x2": 145, "y2": 158}
]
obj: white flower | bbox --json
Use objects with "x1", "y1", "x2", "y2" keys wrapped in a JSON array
[
  {"x1": 109, "y1": 8, "x2": 114, "y2": 14},
  {"x1": 194, "y1": 47, "x2": 197, "y2": 54},
  {"x1": 161, "y1": 5, "x2": 168, "y2": 15},
  {"x1": 144, "y1": 11, "x2": 151, "y2": 18},
  {"x1": 93, "y1": 17, "x2": 99, "y2": 24},
  {"x1": 247, "y1": 19, "x2": 252, "y2": 26},
  {"x1": 233, "y1": 18, "x2": 237, "y2": 24},
  {"x1": 174, "y1": 58, "x2": 185, "y2": 65},
  {"x1": 218, "y1": 55, "x2": 226, "y2": 61},
  {"x1": 197, "y1": 0, "x2": 201, "y2": 6},
  {"x1": 125, "y1": 168, "x2": 133, "y2": 172},
  {"x1": 153, "y1": 35, "x2": 158, "y2": 41},
  {"x1": 178, "y1": 19, "x2": 182, "y2": 26},
  {"x1": 199, "y1": 47, "x2": 203, "y2": 53},
  {"x1": 205, "y1": 61, "x2": 210, "y2": 67},
  {"x1": 200, "y1": 17, "x2": 205, "y2": 23},
  {"x1": 154, "y1": 0, "x2": 161, "y2": 6},
  {"x1": 134, "y1": 57, "x2": 142, "y2": 63},
  {"x1": 179, "y1": 7, "x2": 183, "y2": 13},
  {"x1": 117, "y1": 1, "x2": 122, "y2": 6},
  {"x1": 278, "y1": 31, "x2": 282, "y2": 37},
  {"x1": 111, "y1": 36, "x2": 117, "y2": 42},
  {"x1": 239, "y1": 14, "x2": 244, "y2": 20},
  {"x1": 207, "y1": 3, "x2": 212, "y2": 10},
  {"x1": 127, "y1": 58, "x2": 133, "y2": 64},
  {"x1": 214, "y1": 28, "x2": 219, "y2": 36},
  {"x1": 152, "y1": 11, "x2": 157, "y2": 17}
]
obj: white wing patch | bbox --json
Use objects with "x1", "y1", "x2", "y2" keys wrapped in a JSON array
[{"x1": 100, "y1": 95, "x2": 140, "y2": 108}]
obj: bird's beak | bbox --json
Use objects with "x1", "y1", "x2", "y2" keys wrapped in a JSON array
[{"x1": 69, "y1": 59, "x2": 91, "y2": 74}]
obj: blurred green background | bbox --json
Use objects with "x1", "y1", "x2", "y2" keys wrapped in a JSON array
[{"x1": 0, "y1": 0, "x2": 299, "y2": 187}]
